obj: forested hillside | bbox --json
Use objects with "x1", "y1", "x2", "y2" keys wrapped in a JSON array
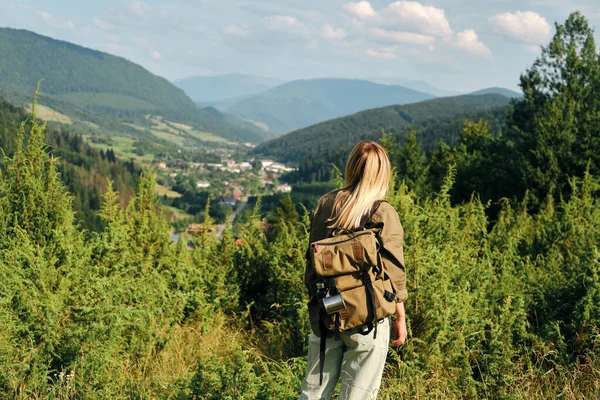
[
  {"x1": 254, "y1": 93, "x2": 510, "y2": 165},
  {"x1": 225, "y1": 78, "x2": 435, "y2": 133},
  {"x1": 0, "y1": 27, "x2": 266, "y2": 143},
  {"x1": 1, "y1": 11, "x2": 599, "y2": 400}
]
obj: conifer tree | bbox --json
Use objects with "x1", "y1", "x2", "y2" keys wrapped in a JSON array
[
  {"x1": 509, "y1": 11, "x2": 600, "y2": 203},
  {"x1": 267, "y1": 194, "x2": 299, "y2": 241}
]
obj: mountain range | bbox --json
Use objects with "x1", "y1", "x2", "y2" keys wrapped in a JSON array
[
  {"x1": 174, "y1": 73, "x2": 283, "y2": 103},
  {"x1": 175, "y1": 74, "x2": 522, "y2": 135},
  {"x1": 1, "y1": 26, "x2": 523, "y2": 151},
  {"x1": 366, "y1": 77, "x2": 460, "y2": 97},
  {"x1": 0, "y1": 27, "x2": 266, "y2": 143},
  {"x1": 222, "y1": 78, "x2": 436, "y2": 133}
]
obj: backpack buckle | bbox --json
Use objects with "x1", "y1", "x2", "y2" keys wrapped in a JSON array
[
  {"x1": 358, "y1": 323, "x2": 373, "y2": 335},
  {"x1": 384, "y1": 290, "x2": 396, "y2": 302}
]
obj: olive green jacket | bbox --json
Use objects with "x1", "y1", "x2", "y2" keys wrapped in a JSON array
[{"x1": 304, "y1": 190, "x2": 408, "y2": 335}]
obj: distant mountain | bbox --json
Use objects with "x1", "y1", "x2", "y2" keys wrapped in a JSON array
[
  {"x1": 0, "y1": 27, "x2": 266, "y2": 143},
  {"x1": 253, "y1": 94, "x2": 512, "y2": 164},
  {"x1": 225, "y1": 78, "x2": 436, "y2": 134},
  {"x1": 174, "y1": 73, "x2": 284, "y2": 104},
  {"x1": 367, "y1": 77, "x2": 460, "y2": 97},
  {"x1": 470, "y1": 87, "x2": 523, "y2": 98}
]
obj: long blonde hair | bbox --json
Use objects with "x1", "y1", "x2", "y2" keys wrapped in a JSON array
[{"x1": 329, "y1": 141, "x2": 391, "y2": 230}]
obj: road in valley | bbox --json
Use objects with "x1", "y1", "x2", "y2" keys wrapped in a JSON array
[{"x1": 216, "y1": 197, "x2": 248, "y2": 240}]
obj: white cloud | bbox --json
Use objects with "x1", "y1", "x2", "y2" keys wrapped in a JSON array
[
  {"x1": 129, "y1": 1, "x2": 153, "y2": 17},
  {"x1": 365, "y1": 47, "x2": 398, "y2": 59},
  {"x1": 451, "y1": 29, "x2": 492, "y2": 58},
  {"x1": 151, "y1": 50, "x2": 161, "y2": 59},
  {"x1": 38, "y1": 11, "x2": 75, "y2": 30},
  {"x1": 489, "y1": 11, "x2": 552, "y2": 44},
  {"x1": 371, "y1": 27, "x2": 435, "y2": 46},
  {"x1": 341, "y1": 1, "x2": 493, "y2": 65},
  {"x1": 265, "y1": 15, "x2": 304, "y2": 31},
  {"x1": 224, "y1": 24, "x2": 250, "y2": 38},
  {"x1": 93, "y1": 17, "x2": 113, "y2": 30},
  {"x1": 383, "y1": 1, "x2": 452, "y2": 37},
  {"x1": 321, "y1": 23, "x2": 345, "y2": 40},
  {"x1": 264, "y1": 15, "x2": 311, "y2": 38},
  {"x1": 343, "y1": 1, "x2": 377, "y2": 18}
]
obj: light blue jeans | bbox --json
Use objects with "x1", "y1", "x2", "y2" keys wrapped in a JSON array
[{"x1": 299, "y1": 318, "x2": 390, "y2": 400}]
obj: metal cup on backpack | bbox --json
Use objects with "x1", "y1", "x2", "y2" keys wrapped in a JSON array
[{"x1": 316, "y1": 281, "x2": 346, "y2": 315}]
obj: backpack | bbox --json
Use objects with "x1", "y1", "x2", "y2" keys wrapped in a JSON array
[{"x1": 309, "y1": 200, "x2": 398, "y2": 384}]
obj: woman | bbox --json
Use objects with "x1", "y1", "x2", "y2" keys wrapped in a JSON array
[{"x1": 299, "y1": 141, "x2": 408, "y2": 400}]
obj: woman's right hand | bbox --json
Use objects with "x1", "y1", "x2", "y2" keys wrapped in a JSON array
[{"x1": 391, "y1": 302, "x2": 407, "y2": 346}]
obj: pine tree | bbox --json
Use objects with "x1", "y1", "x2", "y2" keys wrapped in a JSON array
[
  {"x1": 397, "y1": 127, "x2": 430, "y2": 197},
  {"x1": 267, "y1": 194, "x2": 299, "y2": 241},
  {"x1": 509, "y1": 11, "x2": 600, "y2": 203}
]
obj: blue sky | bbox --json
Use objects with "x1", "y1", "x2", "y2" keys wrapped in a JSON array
[{"x1": 1, "y1": 0, "x2": 599, "y2": 92}]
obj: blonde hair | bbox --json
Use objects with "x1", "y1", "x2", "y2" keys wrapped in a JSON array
[{"x1": 329, "y1": 141, "x2": 391, "y2": 230}]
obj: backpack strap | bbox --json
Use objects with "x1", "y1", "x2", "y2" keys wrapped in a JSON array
[
  {"x1": 361, "y1": 270, "x2": 379, "y2": 339},
  {"x1": 318, "y1": 277, "x2": 340, "y2": 386},
  {"x1": 360, "y1": 199, "x2": 387, "y2": 339},
  {"x1": 319, "y1": 317, "x2": 327, "y2": 385},
  {"x1": 358, "y1": 200, "x2": 386, "y2": 230}
]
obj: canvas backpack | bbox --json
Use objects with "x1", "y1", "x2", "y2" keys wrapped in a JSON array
[{"x1": 309, "y1": 200, "x2": 398, "y2": 384}]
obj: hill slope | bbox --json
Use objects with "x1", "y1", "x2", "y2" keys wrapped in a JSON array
[
  {"x1": 173, "y1": 73, "x2": 283, "y2": 103},
  {"x1": 0, "y1": 27, "x2": 265, "y2": 143},
  {"x1": 225, "y1": 78, "x2": 436, "y2": 134},
  {"x1": 470, "y1": 87, "x2": 523, "y2": 98},
  {"x1": 253, "y1": 94, "x2": 511, "y2": 164},
  {"x1": 367, "y1": 77, "x2": 460, "y2": 97}
]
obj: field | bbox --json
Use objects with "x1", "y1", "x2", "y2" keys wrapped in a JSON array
[
  {"x1": 125, "y1": 116, "x2": 233, "y2": 146},
  {"x1": 83, "y1": 134, "x2": 155, "y2": 162},
  {"x1": 25, "y1": 103, "x2": 73, "y2": 124},
  {"x1": 149, "y1": 115, "x2": 232, "y2": 145},
  {"x1": 156, "y1": 184, "x2": 183, "y2": 198}
]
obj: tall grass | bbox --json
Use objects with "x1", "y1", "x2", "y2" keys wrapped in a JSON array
[{"x1": 1, "y1": 99, "x2": 599, "y2": 399}]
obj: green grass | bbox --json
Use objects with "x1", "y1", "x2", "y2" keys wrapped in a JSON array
[
  {"x1": 125, "y1": 116, "x2": 232, "y2": 146},
  {"x1": 186, "y1": 128, "x2": 231, "y2": 144},
  {"x1": 150, "y1": 115, "x2": 231, "y2": 144},
  {"x1": 150, "y1": 116, "x2": 187, "y2": 135},
  {"x1": 156, "y1": 184, "x2": 182, "y2": 198},
  {"x1": 150, "y1": 129, "x2": 185, "y2": 146},
  {"x1": 25, "y1": 103, "x2": 73, "y2": 124},
  {"x1": 82, "y1": 134, "x2": 155, "y2": 163},
  {"x1": 162, "y1": 204, "x2": 193, "y2": 223}
]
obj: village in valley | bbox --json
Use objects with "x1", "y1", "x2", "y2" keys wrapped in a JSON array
[{"x1": 153, "y1": 152, "x2": 296, "y2": 236}]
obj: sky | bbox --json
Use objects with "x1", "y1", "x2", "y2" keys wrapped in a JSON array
[{"x1": 1, "y1": 0, "x2": 599, "y2": 92}]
